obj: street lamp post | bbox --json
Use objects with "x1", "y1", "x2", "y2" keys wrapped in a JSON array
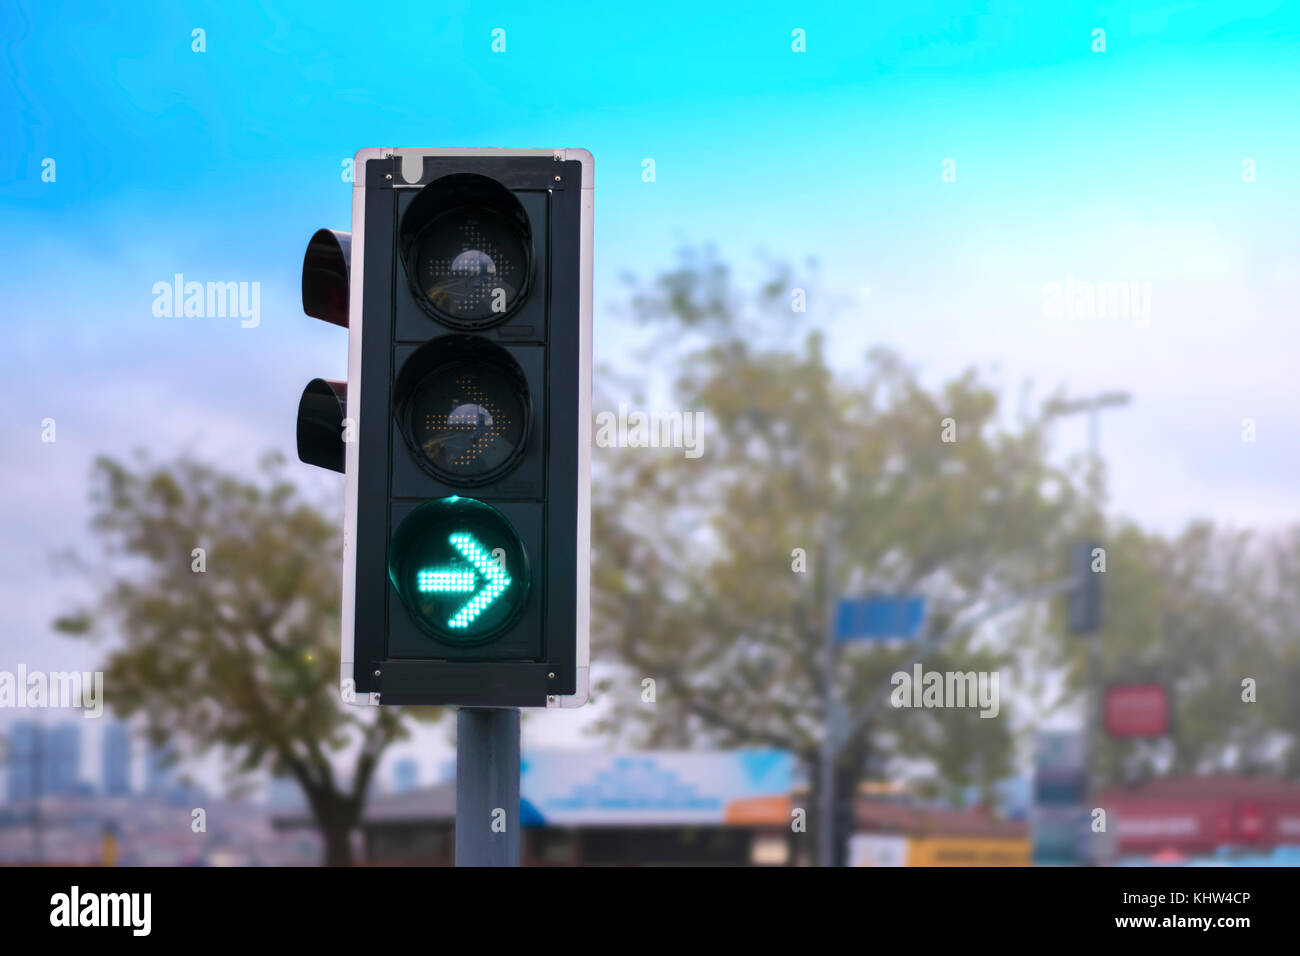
[{"x1": 1045, "y1": 390, "x2": 1132, "y2": 865}]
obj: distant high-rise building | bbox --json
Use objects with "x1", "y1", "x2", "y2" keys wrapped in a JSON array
[
  {"x1": 47, "y1": 724, "x2": 84, "y2": 796},
  {"x1": 5, "y1": 721, "x2": 42, "y2": 802},
  {"x1": 102, "y1": 722, "x2": 132, "y2": 796},
  {"x1": 145, "y1": 742, "x2": 180, "y2": 798},
  {"x1": 393, "y1": 758, "x2": 419, "y2": 794}
]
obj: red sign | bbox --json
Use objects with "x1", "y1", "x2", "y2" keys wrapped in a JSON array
[
  {"x1": 1104, "y1": 683, "x2": 1170, "y2": 738},
  {"x1": 1107, "y1": 799, "x2": 1300, "y2": 852}
]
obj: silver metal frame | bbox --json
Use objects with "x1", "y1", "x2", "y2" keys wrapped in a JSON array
[{"x1": 340, "y1": 147, "x2": 593, "y2": 708}]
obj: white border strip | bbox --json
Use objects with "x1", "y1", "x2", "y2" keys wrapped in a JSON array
[
  {"x1": 552, "y1": 147, "x2": 593, "y2": 708},
  {"x1": 340, "y1": 146, "x2": 389, "y2": 706}
]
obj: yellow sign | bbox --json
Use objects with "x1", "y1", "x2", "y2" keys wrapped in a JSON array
[{"x1": 906, "y1": 836, "x2": 1030, "y2": 867}]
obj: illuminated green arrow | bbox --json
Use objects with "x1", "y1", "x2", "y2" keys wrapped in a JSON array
[{"x1": 415, "y1": 532, "x2": 512, "y2": 630}]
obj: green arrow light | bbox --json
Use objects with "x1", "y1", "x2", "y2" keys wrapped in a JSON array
[
  {"x1": 416, "y1": 569, "x2": 475, "y2": 592},
  {"x1": 389, "y1": 496, "x2": 529, "y2": 646},
  {"x1": 415, "y1": 532, "x2": 513, "y2": 629}
]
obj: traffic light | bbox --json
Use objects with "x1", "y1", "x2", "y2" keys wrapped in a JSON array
[
  {"x1": 1067, "y1": 538, "x2": 1102, "y2": 634},
  {"x1": 298, "y1": 148, "x2": 593, "y2": 708},
  {"x1": 296, "y1": 228, "x2": 351, "y2": 475}
]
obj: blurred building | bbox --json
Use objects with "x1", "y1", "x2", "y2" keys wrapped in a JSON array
[
  {"x1": 46, "y1": 724, "x2": 87, "y2": 797},
  {"x1": 144, "y1": 742, "x2": 179, "y2": 800},
  {"x1": 5, "y1": 721, "x2": 41, "y2": 802},
  {"x1": 5, "y1": 722, "x2": 92, "y2": 800},
  {"x1": 276, "y1": 749, "x2": 799, "y2": 866},
  {"x1": 392, "y1": 758, "x2": 419, "y2": 794},
  {"x1": 1100, "y1": 775, "x2": 1300, "y2": 860},
  {"x1": 847, "y1": 800, "x2": 1031, "y2": 866},
  {"x1": 273, "y1": 750, "x2": 1036, "y2": 866},
  {"x1": 0, "y1": 791, "x2": 321, "y2": 866},
  {"x1": 101, "y1": 722, "x2": 131, "y2": 796}
]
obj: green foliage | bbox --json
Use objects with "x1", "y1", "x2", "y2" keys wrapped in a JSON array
[
  {"x1": 596, "y1": 248, "x2": 1300, "y2": 803},
  {"x1": 56, "y1": 450, "x2": 437, "y2": 863},
  {"x1": 592, "y1": 250, "x2": 1085, "y2": 800},
  {"x1": 1074, "y1": 521, "x2": 1298, "y2": 783}
]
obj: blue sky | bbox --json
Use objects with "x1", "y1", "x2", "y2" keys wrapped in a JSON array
[{"x1": 2, "y1": 0, "x2": 1299, "y2": 777}]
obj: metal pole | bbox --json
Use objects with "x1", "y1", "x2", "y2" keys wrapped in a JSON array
[
  {"x1": 819, "y1": 535, "x2": 837, "y2": 868},
  {"x1": 1083, "y1": 408, "x2": 1103, "y2": 865},
  {"x1": 455, "y1": 707, "x2": 520, "y2": 867},
  {"x1": 1045, "y1": 392, "x2": 1130, "y2": 866}
]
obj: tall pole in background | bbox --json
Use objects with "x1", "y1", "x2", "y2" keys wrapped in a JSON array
[
  {"x1": 1046, "y1": 391, "x2": 1131, "y2": 865},
  {"x1": 819, "y1": 532, "x2": 839, "y2": 868}
]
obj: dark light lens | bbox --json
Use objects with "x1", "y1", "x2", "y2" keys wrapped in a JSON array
[
  {"x1": 409, "y1": 361, "x2": 526, "y2": 480},
  {"x1": 415, "y1": 205, "x2": 530, "y2": 323},
  {"x1": 395, "y1": 337, "x2": 530, "y2": 486},
  {"x1": 388, "y1": 497, "x2": 529, "y2": 645}
]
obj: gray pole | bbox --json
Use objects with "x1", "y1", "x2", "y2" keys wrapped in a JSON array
[
  {"x1": 1045, "y1": 391, "x2": 1130, "y2": 866},
  {"x1": 1083, "y1": 407, "x2": 1103, "y2": 865},
  {"x1": 455, "y1": 708, "x2": 520, "y2": 867},
  {"x1": 819, "y1": 534, "x2": 837, "y2": 868}
]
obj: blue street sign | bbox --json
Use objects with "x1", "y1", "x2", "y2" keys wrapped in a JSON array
[{"x1": 834, "y1": 596, "x2": 926, "y2": 642}]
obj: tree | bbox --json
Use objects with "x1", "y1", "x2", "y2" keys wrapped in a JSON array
[
  {"x1": 55, "y1": 451, "x2": 438, "y2": 865},
  {"x1": 591, "y1": 247, "x2": 1087, "y2": 858},
  {"x1": 1258, "y1": 525, "x2": 1300, "y2": 776},
  {"x1": 1071, "y1": 520, "x2": 1290, "y2": 786}
]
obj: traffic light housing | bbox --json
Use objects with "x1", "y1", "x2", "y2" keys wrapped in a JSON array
[
  {"x1": 1067, "y1": 539, "x2": 1102, "y2": 635},
  {"x1": 298, "y1": 148, "x2": 592, "y2": 708}
]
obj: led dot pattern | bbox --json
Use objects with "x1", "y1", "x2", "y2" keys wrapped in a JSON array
[
  {"x1": 416, "y1": 569, "x2": 475, "y2": 593},
  {"x1": 415, "y1": 209, "x2": 528, "y2": 323},
  {"x1": 388, "y1": 496, "x2": 530, "y2": 646},
  {"x1": 443, "y1": 533, "x2": 513, "y2": 629},
  {"x1": 404, "y1": 349, "x2": 528, "y2": 484},
  {"x1": 421, "y1": 374, "x2": 510, "y2": 468}
]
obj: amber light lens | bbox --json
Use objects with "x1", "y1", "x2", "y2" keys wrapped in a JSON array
[{"x1": 394, "y1": 336, "x2": 531, "y2": 486}]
